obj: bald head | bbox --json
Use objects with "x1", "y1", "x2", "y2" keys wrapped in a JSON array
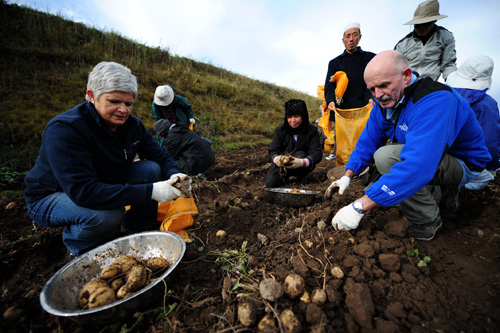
[{"x1": 364, "y1": 50, "x2": 412, "y2": 109}]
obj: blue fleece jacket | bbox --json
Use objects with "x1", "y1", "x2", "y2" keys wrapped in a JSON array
[
  {"x1": 346, "y1": 77, "x2": 491, "y2": 207},
  {"x1": 453, "y1": 88, "x2": 500, "y2": 171},
  {"x1": 24, "y1": 102, "x2": 180, "y2": 209}
]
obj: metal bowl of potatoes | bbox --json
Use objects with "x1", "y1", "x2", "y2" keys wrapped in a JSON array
[
  {"x1": 265, "y1": 188, "x2": 320, "y2": 207},
  {"x1": 39, "y1": 231, "x2": 186, "y2": 324}
]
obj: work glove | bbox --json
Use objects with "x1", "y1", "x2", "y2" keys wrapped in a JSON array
[
  {"x1": 273, "y1": 155, "x2": 289, "y2": 167},
  {"x1": 287, "y1": 157, "x2": 304, "y2": 169},
  {"x1": 189, "y1": 118, "x2": 196, "y2": 125},
  {"x1": 151, "y1": 179, "x2": 183, "y2": 203},
  {"x1": 325, "y1": 176, "x2": 351, "y2": 198},
  {"x1": 169, "y1": 173, "x2": 192, "y2": 197},
  {"x1": 332, "y1": 203, "x2": 363, "y2": 231}
]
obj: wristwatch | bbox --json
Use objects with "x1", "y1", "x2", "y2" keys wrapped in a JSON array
[{"x1": 352, "y1": 200, "x2": 367, "y2": 214}]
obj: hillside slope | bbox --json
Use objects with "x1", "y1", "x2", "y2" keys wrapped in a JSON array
[{"x1": 0, "y1": 1, "x2": 322, "y2": 159}]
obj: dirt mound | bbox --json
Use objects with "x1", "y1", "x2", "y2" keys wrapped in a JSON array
[{"x1": 1, "y1": 146, "x2": 499, "y2": 332}]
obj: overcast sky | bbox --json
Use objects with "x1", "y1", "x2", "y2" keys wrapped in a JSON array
[{"x1": 9, "y1": 0, "x2": 500, "y2": 101}]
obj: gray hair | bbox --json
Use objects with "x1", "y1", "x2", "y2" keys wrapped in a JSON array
[
  {"x1": 85, "y1": 61, "x2": 138, "y2": 101},
  {"x1": 393, "y1": 52, "x2": 410, "y2": 74}
]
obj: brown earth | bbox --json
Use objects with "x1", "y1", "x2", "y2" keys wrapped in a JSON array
[{"x1": 1, "y1": 146, "x2": 500, "y2": 332}]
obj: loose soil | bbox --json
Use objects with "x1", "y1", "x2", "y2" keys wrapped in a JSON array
[{"x1": 1, "y1": 146, "x2": 499, "y2": 332}]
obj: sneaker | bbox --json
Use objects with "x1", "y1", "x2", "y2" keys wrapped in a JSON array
[
  {"x1": 407, "y1": 217, "x2": 442, "y2": 241},
  {"x1": 325, "y1": 152, "x2": 336, "y2": 160},
  {"x1": 440, "y1": 186, "x2": 461, "y2": 213},
  {"x1": 65, "y1": 250, "x2": 77, "y2": 262}
]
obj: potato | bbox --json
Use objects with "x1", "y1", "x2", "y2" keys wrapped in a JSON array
[
  {"x1": 259, "y1": 278, "x2": 284, "y2": 302},
  {"x1": 116, "y1": 285, "x2": 135, "y2": 299},
  {"x1": 101, "y1": 263, "x2": 122, "y2": 280},
  {"x1": 87, "y1": 286, "x2": 116, "y2": 309},
  {"x1": 283, "y1": 273, "x2": 305, "y2": 299},
  {"x1": 101, "y1": 256, "x2": 141, "y2": 279},
  {"x1": 110, "y1": 278, "x2": 125, "y2": 292},
  {"x1": 124, "y1": 265, "x2": 147, "y2": 291},
  {"x1": 280, "y1": 309, "x2": 302, "y2": 333},
  {"x1": 78, "y1": 278, "x2": 109, "y2": 308},
  {"x1": 330, "y1": 266, "x2": 344, "y2": 279},
  {"x1": 237, "y1": 301, "x2": 257, "y2": 327},
  {"x1": 299, "y1": 290, "x2": 311, "y2": 304},
  {"x1": 258, "y1": 314, "x2": 277, "y2": 331},
  {"x1": 146, "y1": 257, "x2": 170, "y2": 271},
  {"x1": 311, "y1": 288, "x2": 327, "y2": 306}
]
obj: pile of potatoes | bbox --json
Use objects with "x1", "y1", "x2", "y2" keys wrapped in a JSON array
[{"x1": 77, "y1": 255, "x2": 170, "y2": 310}]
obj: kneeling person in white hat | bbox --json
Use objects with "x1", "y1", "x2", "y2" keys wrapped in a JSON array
[{"x1": 447, "y1": 55, "x2": 500, "y2": 189}]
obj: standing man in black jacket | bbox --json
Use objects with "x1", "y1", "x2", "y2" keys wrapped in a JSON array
[{"x1": 324, "y1": 22, "x2": 376, "y2": 160}]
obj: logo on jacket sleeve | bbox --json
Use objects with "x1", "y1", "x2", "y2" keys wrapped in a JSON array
[
  {"x1": 398, "y1": 123, "x2": 408, "y2": 132},
  {"x1": 381, "y1": 185, "x2": 396, "y2": 196}
]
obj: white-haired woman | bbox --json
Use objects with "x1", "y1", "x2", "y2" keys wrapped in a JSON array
[{"x1": 24, "y1": 61, "x2": 191, "y2": 257}]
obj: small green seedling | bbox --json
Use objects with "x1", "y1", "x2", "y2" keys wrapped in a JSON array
[{"x1": 406, "y1": 249, "x2": 431, "y2": 267}]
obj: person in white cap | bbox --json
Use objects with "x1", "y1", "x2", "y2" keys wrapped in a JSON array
[
  {"x1": 395, "y1": 0, "x2": 457, "y2": 82},
  {"x1": 447, "y1": 55, "x2": 500, "y2": 189},
  {"x1": 152, "y1": 84, "x2": 195, "y2": 146},
  {"x1": 323, "y1": 22, "x2": 376, "y2": 160}
]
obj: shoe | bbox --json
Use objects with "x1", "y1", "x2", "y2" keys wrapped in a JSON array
[
  {"x1": 325, "y1": 152, "x2": 336, "y2": 160},
  {"x1": 407, "y1": 217, "x2": 442, "y2": 241},
  {"x1": 440, "y1": 186, "x2": 461, "y2": 213},
  {"x1": 66, "y1": 250, "x2": 77, "y2": 262},
  {"x1": 197, "y1": 173, "x2": 207, "y2": 182}
]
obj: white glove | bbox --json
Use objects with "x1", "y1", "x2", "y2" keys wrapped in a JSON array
[
  {"x1": 151, "y1": 180, "x2": 183, "y2": 203},
  {"x1": 189, "y1": 118, "x2": 195, "y2": 124},
  {"x1": 332, "y1": 203, "x2": 364, "y2": 230},
  {"x1": 273, "y1": 155, "x2": 289, "y2": 167},
  {"x1": 325, "y1": 176, "x2": 351, "y2": 198},
  {"x1": 287, "y1": 157, "x2": 304, "y2": 169},
  {"x1": 169, "y1": 173, "x2": 192, "y2": 197}
]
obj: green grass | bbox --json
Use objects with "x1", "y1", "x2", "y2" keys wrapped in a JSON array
[{"x1": 0, "y1": 1, "x2": 323, "y2": 180}]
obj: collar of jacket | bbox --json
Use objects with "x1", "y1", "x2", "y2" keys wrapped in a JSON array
[{"x1": 341, "y1": 46, "x2": 365, "y2": 56}]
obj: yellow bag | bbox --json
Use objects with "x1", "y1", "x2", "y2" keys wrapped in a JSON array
[
  {"x1": 316, "y1": 71, "x2": 349, "y2": 154},
  {"x1": 317, "y1": 105, "x2": 335, "y2": 154},
  {"x1": 158, "y1": 196, "x2": 198, "y2": 242},
  {"x1": 334, "y1": 104, "x2": 372, "y2": 166}
]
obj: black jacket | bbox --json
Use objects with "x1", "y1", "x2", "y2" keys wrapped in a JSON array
[{"x1": 162, "y1": 122, "x2": 215, "y2": 175}]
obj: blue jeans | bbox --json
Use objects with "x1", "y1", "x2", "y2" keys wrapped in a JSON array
[{"x1": 27, "y1": 160, "x2": 162, "y2": 256}]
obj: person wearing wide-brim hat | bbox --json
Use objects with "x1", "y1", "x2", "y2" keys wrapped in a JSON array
[
  {"x1": 395, "y1": 0, "x2": 457, "y2": 82},
  {"x1": 447, "y1": 55, "x2": 500, "y2": 189}
]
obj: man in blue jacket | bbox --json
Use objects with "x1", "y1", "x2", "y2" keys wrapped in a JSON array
[
  {"x1": 24, "y1": 62, "x2": 192, "y2": 257},
  {"x1": 325, "y1": 50, "x2": 491, "y2": 241}
]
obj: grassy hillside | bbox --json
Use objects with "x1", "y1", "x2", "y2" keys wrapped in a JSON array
[{"x1": 0, "y1": 1, "x2": 323, "y2": 179}]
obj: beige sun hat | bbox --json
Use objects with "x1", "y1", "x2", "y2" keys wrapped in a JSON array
[
  {"x1": 447, "y1": 55, "x2": 494, "y2": 91},
  {"x1": 404, "y1": 0, "x2": 448, "y2": 25}
]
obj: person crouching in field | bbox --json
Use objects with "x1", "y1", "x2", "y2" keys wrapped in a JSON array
[
  {"x1": 24, "y1": 61, "x2": 192, "y2": 257},
  {"x1": 265, "y1": 99, "x2": 323, "y2": 188}
]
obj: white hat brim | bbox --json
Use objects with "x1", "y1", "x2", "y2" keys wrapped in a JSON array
[{"x1": 447, "y1": 71, "x2": 491, "y2": 91}]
